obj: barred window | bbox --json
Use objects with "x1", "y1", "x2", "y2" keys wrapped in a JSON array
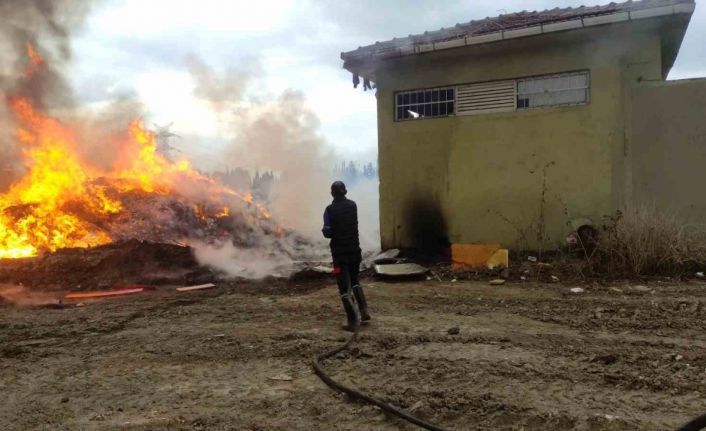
[
  {"x1": 393, "y1": 71, "x2": 589, "y2": 122},
  {"x1": 395, "y1": 87, "x2": 455, "y2": 121},
  {"x1": 517, "y1": 71, "x2": 589, "y2": 109}
]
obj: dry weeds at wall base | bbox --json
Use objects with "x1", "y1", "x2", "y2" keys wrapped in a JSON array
[{"x1": 491, "y1": 160, "x2": 706, "y2": 280}]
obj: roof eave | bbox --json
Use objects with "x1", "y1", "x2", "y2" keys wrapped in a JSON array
[{"x1": 341, "y1": 2, "x2": 695, "y2": 79}]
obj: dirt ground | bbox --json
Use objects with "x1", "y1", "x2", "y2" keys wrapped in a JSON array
[{"x1": 1, "y1": 277, "x2": 705, "y2": 431}]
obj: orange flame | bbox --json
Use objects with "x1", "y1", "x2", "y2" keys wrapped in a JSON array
[
  {"x1": 0, "y1": 44, "x2": 278, "y2": 259},
  {"x1": 24, "y1": 43, "x2": 45, "y2": 77},
  {"x1": 0, "y1": 97, "x2": 275, "y2": 259},
  {"x1": 0, "y1": 60, "x2": 276, "y2": 259}
]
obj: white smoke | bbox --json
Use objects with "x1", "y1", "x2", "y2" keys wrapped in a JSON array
[
  {"x1": 192, "y1": 240, "x2": 294, "y2": 279},
  {"x1": 348, "y1": 177, "x2": 380, "y2": 253},
  {"x1": 185, "y1": 56, "x2": 380, "y2": 277}
]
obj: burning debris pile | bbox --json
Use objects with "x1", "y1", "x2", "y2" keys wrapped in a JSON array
[
  {"x1": 0, "y1": 91, "x2": 282, "y2": 260},
  {"x1": 0, "y1": 2, "x2": 343, "y2": 290},
  {"x1": 0, "y1": 42, "x2": 318, "y2": 286}
]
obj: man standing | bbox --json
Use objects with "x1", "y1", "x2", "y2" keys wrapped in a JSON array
[{"x1": 322, "y1": 181, "x2": 371, "y2": 331}]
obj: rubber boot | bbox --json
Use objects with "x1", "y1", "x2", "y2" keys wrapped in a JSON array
[
  {"x1": 352, "y1": 285, "x2": 371, "y2": 322},
  {"x1": 340, "y1": 292, "x2": 359, "y2": 332}
]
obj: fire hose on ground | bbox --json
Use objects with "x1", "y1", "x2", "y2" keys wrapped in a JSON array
[
  {"x1": 312, "y1": 324, "x2": 706, "y2": 431},
  {"x1": 312, "y1": 323, "x2": 450, "y2": 431}
]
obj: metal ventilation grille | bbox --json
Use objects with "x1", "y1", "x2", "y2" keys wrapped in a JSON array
[{"x1": 456, "y1": 80, "x2": 516, "y2": 115}]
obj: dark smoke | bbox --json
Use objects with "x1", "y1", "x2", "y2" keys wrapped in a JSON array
[
  {"x1": 0, "y1": 0, "x2": 93, "y2": 108},
  {"x1": 0, "y1": 0, "x2": 95, "y2": 189}
]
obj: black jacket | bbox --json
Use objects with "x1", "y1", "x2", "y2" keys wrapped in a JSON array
[{"x1": 322, "y1": 197, "x2": 362, "y2": 262}]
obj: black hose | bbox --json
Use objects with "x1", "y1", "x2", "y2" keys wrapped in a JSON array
[
  {"x1": 312, "y1": 324, "x2": 451, "y2": 431},
  {"x1": 312, "y1": 326, "x2": 704, "y2": 431},
  {"x1": 676, "y1": 414, "x2": 706, "y2": 431}
]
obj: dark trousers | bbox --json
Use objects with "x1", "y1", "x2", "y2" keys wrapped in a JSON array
[{"x1": 334, "y1": 260, "x2": 360, "y2": 297}]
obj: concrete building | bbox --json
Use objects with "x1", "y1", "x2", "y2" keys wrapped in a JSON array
[{"x1": 341, "y1": 0, "x2": 706, "y2": 253}]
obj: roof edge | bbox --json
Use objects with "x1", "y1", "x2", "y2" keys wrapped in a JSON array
[{"x1": 341, "y1": 2, "x2": 695, "y2": 74}]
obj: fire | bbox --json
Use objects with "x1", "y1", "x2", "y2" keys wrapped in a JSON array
[
  {"x1": 0, "y1": 45, "x2": 276, "y2": 259},
  {"x1": 25, "y1": 43, "x2": 45, "y2": 76}
]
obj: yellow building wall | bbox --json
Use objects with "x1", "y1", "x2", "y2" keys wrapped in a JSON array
[
  {"x1": 375, "y1": 23, "x2": 663, "y2": 251},
  {"x1": 631, "y1": 78, "x2": 706, "y2": 220}
]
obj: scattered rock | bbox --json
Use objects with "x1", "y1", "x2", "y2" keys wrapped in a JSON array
[
  {"x1": 409, "y1": 401, "x2": 425, "y2": 412},
  {"x1": 269, "y1": 374, "x2": 293, "y2": 382},
  {"x1": 447, "y1": 326, "x2": 460, "y2": 335},
  {"x1": 590, "y1": 354, "x2": 618, "y2": 365},
  {"x1": 528, "y1": 256, "x2": 538, "y2": 262},
  {"x1": 61, "y1": 397, "x2": 69, "y2": 403},
  {"x1": 489, "y1": 279, "x2": 505, "y2": 286},
  {"x1": 550, "y1": 275, "x2": 560, "y2": 283},
  {"x1": 632, "y1": 285, "x2": 652, "y2": 293},
  {"x1": 664, "y1": 353, "x2": 684, "y2": 361}
]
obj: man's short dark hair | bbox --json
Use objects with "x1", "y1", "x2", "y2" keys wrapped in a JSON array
[{"x1": 331, "y1": 181, "x2": 347, "y2": 197}]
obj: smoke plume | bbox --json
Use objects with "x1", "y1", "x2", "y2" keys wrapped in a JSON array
[
  {"x1": 186, "y1": 56, "x2": 381, "y2": 276},
  {"x1": 0, "y1": 0, "x2": 93, "y2": 108},
  {"x1": 0, "y1": 0, "x2": 95, "y2": 188},
  {"x1": 187, "y1": 56, "x2": 336, "y2": 239}
]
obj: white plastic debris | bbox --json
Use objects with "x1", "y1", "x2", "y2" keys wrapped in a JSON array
[
  {"x1": 696, "y1": 272, "x2": 705, "y2": 279},
  {"x1": 570, "y1": 287, "x2": 585, "y2": 294},
  {"x1": 550, "y1": 275, "x2": 560, "y2": 282},
  {"x1": 528, "y1": 256, "x2": 538, "y2": 262}
]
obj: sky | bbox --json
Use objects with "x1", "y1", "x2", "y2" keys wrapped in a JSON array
[{"x1": 69, "y1": 0, "x2": 706, "y2": 171}]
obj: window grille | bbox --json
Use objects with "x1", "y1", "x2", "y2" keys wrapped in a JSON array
[{"x1": 395, "y1": 87, "x2": 455, "y2": 121}]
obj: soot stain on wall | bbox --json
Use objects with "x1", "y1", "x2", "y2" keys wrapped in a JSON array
[{"x1": 405, "y1": 197, "x2": 449, "y2": 257}]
